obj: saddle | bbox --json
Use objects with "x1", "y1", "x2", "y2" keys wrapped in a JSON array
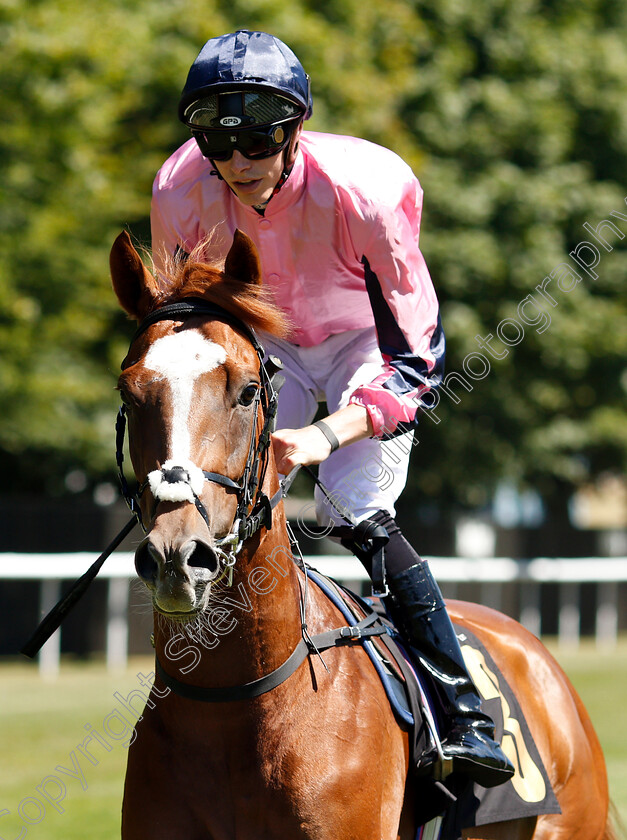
[{"x1": 305, "y1": 566, "x2": 561, "y2": 838}]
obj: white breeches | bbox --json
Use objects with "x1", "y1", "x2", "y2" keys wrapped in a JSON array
[{"x1": 262, "y1": 327, "x2": 414, "y2": 527}]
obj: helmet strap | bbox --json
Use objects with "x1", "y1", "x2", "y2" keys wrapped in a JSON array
[{"x1": 267, "y1": 122, "x2": 302, "y2": 202}]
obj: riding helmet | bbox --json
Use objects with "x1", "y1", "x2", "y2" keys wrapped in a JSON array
[{"x1": 179, "y1": 30, "x2": 312, "y2": 131}]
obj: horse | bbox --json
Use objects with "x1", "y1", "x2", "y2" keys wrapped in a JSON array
[{"x1": 110, "y1": 228, "x2": 615, "y2": 840}]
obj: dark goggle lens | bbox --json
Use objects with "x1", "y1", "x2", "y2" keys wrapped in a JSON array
[{"x1": 194, "y1": 123, "x2": 291, "y2": 161}]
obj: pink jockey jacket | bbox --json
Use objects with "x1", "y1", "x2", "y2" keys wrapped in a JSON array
[{"x1": 151, "y1": 130, "x2": 445, "y2": 439}]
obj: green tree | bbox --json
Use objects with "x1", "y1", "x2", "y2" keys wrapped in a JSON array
[
  {"x1": 400, "y1": 0, "x2": 627, "y2": 512},
  {"x1": 0, "y1": 0, "x2": 625, "y2": 517},
  {"x1": 0, "y1": 0, "x2": 220, "y2": 490}
]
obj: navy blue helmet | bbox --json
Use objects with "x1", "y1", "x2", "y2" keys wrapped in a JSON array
[{"x1": 179, "y1": 30, "x2": 312, "y2": 131}]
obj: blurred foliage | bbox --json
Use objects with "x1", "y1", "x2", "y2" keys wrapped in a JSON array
[{"x1": 0, "y1": 0, "x2": 625, "y2": 511}]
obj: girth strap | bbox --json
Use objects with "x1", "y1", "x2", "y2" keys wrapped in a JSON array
[{"x1": 154, "y1": 612, "x2": 386, "y2": 703}]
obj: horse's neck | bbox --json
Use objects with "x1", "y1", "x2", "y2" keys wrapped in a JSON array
[{"x1": 153, "y1": 503, "x2": 303, "y2": 689}]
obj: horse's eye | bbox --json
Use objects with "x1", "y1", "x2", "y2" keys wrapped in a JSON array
[
  {"x1": 118, "y1": 388, "x2": 132, "y2": 407},
  {"x1": 239, "y1": 383, "x2": 259, "y2": 407}
]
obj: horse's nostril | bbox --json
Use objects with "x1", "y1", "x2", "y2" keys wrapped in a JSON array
[
  {"x1": 162, "y1": 466, "x2": 190, "y2": 484},
  {"x1": 135, "y1": 540, "x2": 159, "y2": 584},
  {"x1": 187, "y1": 541, "x2": 219, "y2": 580}
]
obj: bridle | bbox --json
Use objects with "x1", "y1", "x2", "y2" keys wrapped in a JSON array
[
  {"x1": 115, "y1": 297, "x2": 285, "y2": 582},
  {"x1": 21, "y1": 296, "x2": 390, "y2": 671}
]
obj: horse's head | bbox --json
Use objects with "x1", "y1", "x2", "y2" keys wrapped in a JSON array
[{"x1": 110, "y1": 230, "x2": 288, "y2": 618}]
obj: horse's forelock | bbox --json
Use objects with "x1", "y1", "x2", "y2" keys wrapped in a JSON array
[{"x1": 153, "y1": 251, "x2": 291, "y2": 340}]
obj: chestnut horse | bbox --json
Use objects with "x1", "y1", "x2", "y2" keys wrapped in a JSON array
[{"x1": 110, "y1": 229, "x2": 614, "y2": 840}]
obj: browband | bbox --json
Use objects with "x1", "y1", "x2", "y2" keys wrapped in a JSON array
[{"x1": 122, "y1": 298, "x2": 264, "y2": 368}]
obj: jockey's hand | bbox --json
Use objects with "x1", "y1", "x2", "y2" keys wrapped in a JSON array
[
  {"x1": 271, "y1": 425, "x2": 333, "y2": 474},
  {"x1": 271, "y1": 405, "x2": 374, "y2": 475}
]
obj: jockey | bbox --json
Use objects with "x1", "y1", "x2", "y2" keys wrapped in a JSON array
[{"x1": 151, "y1": 29, "x2": 514, "y2": 789}]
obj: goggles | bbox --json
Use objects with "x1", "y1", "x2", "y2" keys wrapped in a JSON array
[
  {"x1": 183, "y1": 90, "x2": 301, "y2": 130},
  {"x1": 192, "y1": 121, "x2": 294, "y2": 161}
]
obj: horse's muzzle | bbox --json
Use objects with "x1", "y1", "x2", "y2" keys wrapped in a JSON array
[{"x1": 135, "y1": 536, "x2": 220, "y2": 614}]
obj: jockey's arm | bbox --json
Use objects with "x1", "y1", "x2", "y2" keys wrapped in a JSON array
[{"x1": 271, "y1": 404, "x2": 373, "y2": 475}]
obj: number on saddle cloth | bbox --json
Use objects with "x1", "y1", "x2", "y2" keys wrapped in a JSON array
[{"x1": 435, "y1": 626, "x2": 561, "y2": 835}]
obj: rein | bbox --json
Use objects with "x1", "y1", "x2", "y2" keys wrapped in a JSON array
[
  {"x1": 118, "y1": 299, "x2": 390, "y2": 700},
  {"x1": 21, "y1": 298, "x2": 284, "y2": 658}
]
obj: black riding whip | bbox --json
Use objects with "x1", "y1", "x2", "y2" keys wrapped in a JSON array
[{"x1": 20, "y1": 515, "x2": 138, "y2": 659}]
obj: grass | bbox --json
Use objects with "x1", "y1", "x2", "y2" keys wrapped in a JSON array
[
  {"x1": 1, "y1": 640, "x2": 626, "y2": 839},
  {"x1": 0, "y1": 658, "x2": 150, "y2": 840},
  {"x1": 545, "y1": 638, "x2": 627, "y2": 837}
]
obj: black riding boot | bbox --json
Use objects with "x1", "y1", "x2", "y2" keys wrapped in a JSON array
[{"x1": 386, "y1": 561, "x2": 515, "y2": 789}]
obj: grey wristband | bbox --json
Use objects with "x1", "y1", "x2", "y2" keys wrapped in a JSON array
[{"x1": 313, "y1": 420, "x2": 340, "y2": 453}]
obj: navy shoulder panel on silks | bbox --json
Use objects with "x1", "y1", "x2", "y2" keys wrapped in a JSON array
[{"x1": 361, "y1": 256, "x2": 445, "y2": 438}]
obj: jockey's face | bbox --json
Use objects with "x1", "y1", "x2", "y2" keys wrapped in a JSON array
[
  {"x1": 214, "y1": 150, "x2": 283, "y2": 206},
  {"x1": 213, "y1": 125, "x2": 301, "y2": 207}
]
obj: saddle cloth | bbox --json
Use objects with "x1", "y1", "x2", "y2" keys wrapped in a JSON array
[{"x1": 305, "y1": 568, "x2": 561, "y2": 838}]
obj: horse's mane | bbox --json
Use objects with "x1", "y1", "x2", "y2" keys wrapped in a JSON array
[{"x1": 151, "y1": 242, "x2": 291, "y2": 340}]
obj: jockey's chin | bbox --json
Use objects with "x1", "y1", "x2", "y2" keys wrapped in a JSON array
[{"x1": 213, "y1": 150, "x2": 284, "y2": 207}]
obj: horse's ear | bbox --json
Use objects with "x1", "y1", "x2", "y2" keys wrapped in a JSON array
[
  {"x1": 224, "y1": 229, "x2": 262, "y2": 286},
  {"x1": 110, "y1": 231, "x2": 161, "y2": 320}
]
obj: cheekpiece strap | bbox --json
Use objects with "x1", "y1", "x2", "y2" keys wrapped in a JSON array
[{"x1": 115, "y1": 406, "x2": 144, "y2": 529}]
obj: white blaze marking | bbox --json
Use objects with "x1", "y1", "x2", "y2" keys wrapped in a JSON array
[{"x1": 144, "y1": 330, "x2": 226, "y2": 462}]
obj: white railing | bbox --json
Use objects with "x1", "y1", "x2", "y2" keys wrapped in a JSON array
[{"x1": 2, "y1": 553, "x2": 626, "y2": 676}]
